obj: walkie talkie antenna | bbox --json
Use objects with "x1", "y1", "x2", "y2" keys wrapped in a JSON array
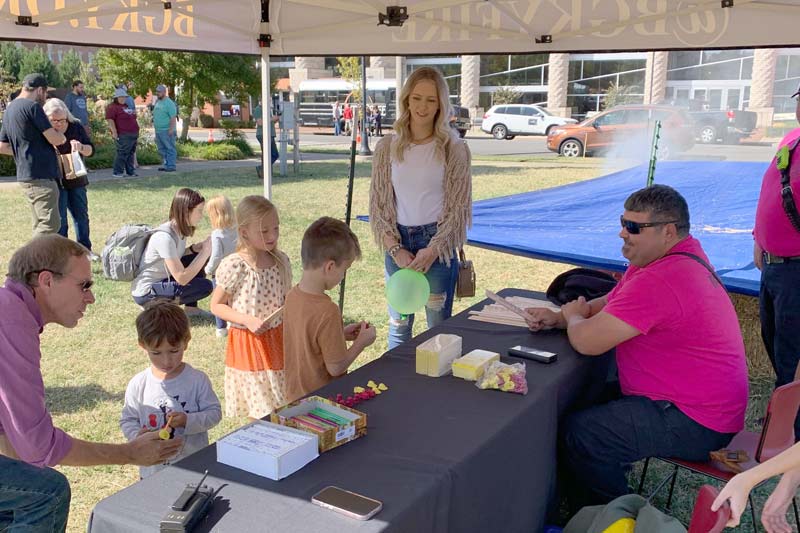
[{"x1": 188, "y1": 470, "x2": 209, "y2": 501}]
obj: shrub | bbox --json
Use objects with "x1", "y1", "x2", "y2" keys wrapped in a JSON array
[
  {"x1": 199, "y1": 113, "x2": 214, "y2": 128},
  {"x1": 199, "y1": 143, "x2": 243, "y2": 160},
  {"x1": 219, "y1": 138, "x2": 254, "y2": 157}
]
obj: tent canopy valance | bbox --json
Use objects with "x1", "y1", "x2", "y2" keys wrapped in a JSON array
[{"x1": 2, "y1": 1, "x2": 800, "y2": 56}]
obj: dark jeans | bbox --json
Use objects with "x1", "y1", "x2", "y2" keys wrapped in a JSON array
[
  {"x1": 132, "y1": 253, "x2": 213, "y2": 308},
  {"x1": 760, "y1": 260, "x2": 800, "y2": 439},
  {"x1": 384, "y1": 222, "x2": 458, "y2": 349},
  {"x1": 113, "y1": 133, "x2": 138, "y2": 176},
  {"x1": 0, "y1": 454, "x2": 71, "y2": 532},
  {"x1": 560, "y1": 384, "x2": 734, "y2": 511},
  {"x1": 58, "y1": 185, "x2": 92, "y2": 251},
  {"x1": 256, "y1": 134, "x2": 279, "y2": 167}
]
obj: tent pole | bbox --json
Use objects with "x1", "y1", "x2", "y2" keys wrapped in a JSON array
[
  {"x1": 338, "y1": 107, "x2": 358, "y2": 312},
  {"x1": 261, "y1": 48, "x2": 272, "y2": 200}
]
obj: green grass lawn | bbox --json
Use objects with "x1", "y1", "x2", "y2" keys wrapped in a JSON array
[{"x1": 0, "y1": 159, "x2": 777, "y2": 532}]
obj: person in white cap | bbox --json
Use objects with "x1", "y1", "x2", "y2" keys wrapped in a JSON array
[{"x1": 153, "y1": 84, "x2": 178, "y2": 172}]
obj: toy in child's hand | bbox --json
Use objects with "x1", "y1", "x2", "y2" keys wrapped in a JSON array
[
  {"x1": 159, "y1": 414, "x2": 176, "y2": 440},
  {"x1": 476, "y1": 362, "x2": 528, "y2": 395}
]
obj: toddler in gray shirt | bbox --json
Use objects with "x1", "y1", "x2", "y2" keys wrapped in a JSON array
[{"x1": 205, "y1": 196, "x2": 238, "y2": 337}]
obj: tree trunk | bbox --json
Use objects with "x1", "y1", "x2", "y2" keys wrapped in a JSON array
[{"x1": 180, "y1": 83, "x2": 192, "y2": 141}]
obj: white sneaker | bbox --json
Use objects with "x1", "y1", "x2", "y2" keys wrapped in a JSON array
[
  {"x1": 89, "y1": 252, "x2": 101, "y2": 262},
  {"x1": 216, "y1": 328, "x2": 228, "y2": 338}
]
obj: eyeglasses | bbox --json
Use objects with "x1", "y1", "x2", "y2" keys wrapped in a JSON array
[
  {"x1": 31, "y1": 269, "x2": 94, "y2": 292},
  {"x1": 620, "y1": 215, "x2": 678, "y2": 235},
  {"x1": 49, "y1": 118, "x2": 67, "y2": 124}
]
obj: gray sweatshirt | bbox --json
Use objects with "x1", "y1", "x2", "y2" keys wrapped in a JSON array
[
  {"x1": 120, "y1": 363, "x2": 222, "y2": 478},
  {"x1": 205, "y1": 227, "x2": 238, "y2": 277}
]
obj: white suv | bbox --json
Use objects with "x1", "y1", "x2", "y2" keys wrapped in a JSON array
[{"x1": 481, "y1": 104, "x2": 577, "y2": 140}]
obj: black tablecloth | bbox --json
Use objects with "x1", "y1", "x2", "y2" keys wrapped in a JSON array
[{"x1": 88, "y1": 290, "x2": 608, "y2": 532}]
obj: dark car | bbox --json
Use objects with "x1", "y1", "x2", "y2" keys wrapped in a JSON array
[
  {"x1": 546, "y1": 104, "x2": 695, "y2": 159},
  {"x1": 450, "y1": 105, "x2": 471, "y2": 138},
  {"x1": 669, "y1": 99, "x2": 758, "y2": 144}
]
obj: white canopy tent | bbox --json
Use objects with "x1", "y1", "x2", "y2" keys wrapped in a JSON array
[{"x1": 3, "y1": 0, "x2": 800, "y2": 197}]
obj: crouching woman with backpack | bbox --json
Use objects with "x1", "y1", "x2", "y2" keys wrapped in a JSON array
[{"x1": 131, "y1": 188, "x2": 213, "y2": 314}]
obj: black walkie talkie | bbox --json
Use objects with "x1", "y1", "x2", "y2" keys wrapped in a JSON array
[{"x1": 160, "y1": 470, "x2": 215, "y2": 532}]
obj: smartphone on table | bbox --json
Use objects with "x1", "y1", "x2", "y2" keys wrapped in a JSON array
[{"x1": 311, "y1": 486, "x2": 383, "y2": 520}]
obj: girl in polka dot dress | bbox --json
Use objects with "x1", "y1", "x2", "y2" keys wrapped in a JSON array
[{"x1": 210, "y1": 196, "x2": 292, "y2": 419}]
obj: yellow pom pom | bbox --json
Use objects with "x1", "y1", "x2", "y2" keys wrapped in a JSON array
[
  {"x1": 378, "y1": 383, "x2": 388, "y2": 391},
  {"x1": 158, "y1": 428, "x2": 171, "y2": 440},
  {"x1": 353, "y1": 386, "x2": 365, "y2": 393},
  {"x1": 603, "y1": 518, "x2": 635, "y2": 533},
  {"x1": 371, "y1": 387, "x2": 382, "y2": 395},
  {"x1": 367, "y1": 380, "x2": 377, "y2": 388}
]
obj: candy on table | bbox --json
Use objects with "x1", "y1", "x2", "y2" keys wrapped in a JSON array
[
  {"x1": 366, "y1": 380, "x2": 377, "y2": 389},
  {"x1": 475, "y1": 361, "x2": 528, "y2": 395},
  {"x1": 353, "y1": 386, "x2": 365, "y2": 393},
  {"x1": 378, "y1": 383, "x2": 388, "y2": 391}
]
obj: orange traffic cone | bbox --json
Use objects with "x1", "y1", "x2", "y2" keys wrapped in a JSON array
[{"x1": 207, "y1": 129, "x2": 215, "y2": 143}]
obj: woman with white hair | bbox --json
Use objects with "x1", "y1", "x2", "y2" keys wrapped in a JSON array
[
  {"x1": 369, "y1": 66, "x2": 472, "y2": 349},
  {"x1": 43, "y1": 97, "x2": 97, "y2": 260}
]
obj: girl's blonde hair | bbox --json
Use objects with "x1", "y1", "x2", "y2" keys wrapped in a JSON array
[
  {"x1": 391, "y1": 66, "x2": 456, "y2": 164},
  {"x1": 236, "y1": 195, "x2": 291, "y2": 292},
  {"x1": 206, "y1": 195, "x2": 235, "y2": 230}
]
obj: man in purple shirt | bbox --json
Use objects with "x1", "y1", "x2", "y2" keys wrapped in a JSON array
[{"x1": 0, "y1": 235, "x2": 183, "y2": 531}]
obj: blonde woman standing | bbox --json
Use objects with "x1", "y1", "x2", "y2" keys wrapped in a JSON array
[{"x1": 369, "y1": 67, "x2": 472, "y2": 349}]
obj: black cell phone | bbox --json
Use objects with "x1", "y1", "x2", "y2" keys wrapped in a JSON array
[
  {"x1": 312, "y1": 486, "x2": 382, "y2": 520},
  {"x1": 508, "y1": 345, "x2": 557, "y2": 364}
]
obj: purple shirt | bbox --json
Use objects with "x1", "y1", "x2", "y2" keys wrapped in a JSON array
[{"x1": 0, "y1": 278, "x2": 73, "y2": 466}]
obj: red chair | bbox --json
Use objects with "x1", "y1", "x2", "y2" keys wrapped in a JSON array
[
  {"x1": 638, "y1": 380, "x2": 800, "y2": 531},
  {"x1": 688, "y1": 485, "x2": 729, "y2": 533}
]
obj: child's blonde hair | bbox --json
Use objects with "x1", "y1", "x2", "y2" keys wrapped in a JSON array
[
  {"x1": 236, "y1": 195, "x2": 292, "y2": 292},
  {"x1": 206, "y1": 195, "x2": 235, "y2": 230}
]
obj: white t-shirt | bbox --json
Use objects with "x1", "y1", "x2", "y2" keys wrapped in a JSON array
[
  {"x1": 390, "y1": 141, "x2": 445, "y2": 226},
  {"x1": 131, "y1": 222, "x2": 185, "y2": 297}
]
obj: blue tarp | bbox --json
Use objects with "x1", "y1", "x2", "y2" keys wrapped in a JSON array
[{"x1": 468, "y1": 161, "x2": 768, "y2": 296}]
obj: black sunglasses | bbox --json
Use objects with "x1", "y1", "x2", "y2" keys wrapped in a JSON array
[
  {"x1": 620, "y1": 216, "x2": 678, "y2": 235},
  {"x1": 32, "y1": 269, "x2": 94, "y2": 292}
]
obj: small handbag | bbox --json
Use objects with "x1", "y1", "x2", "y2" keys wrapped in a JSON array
[{"x1": 455, "y1": 248, "x2": 476, "y2": 298}]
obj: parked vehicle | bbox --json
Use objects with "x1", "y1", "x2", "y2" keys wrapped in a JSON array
[
  {"x1": 450, "y1": 105, "x2": 471, "y2": 138},
  {"x1": 546, "y1": 104, "x2": 695, "y2": 159},
  {"x1": 669, "y1": 99, "x2": 757, "y2": 144},
  {"x1": 481, "y1": 104, "x2": 577, "y2": 140}
]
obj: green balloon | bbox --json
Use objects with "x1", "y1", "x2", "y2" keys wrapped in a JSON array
[{"x1": 386, "y1": 269, "x2": 430, "y2": 314}]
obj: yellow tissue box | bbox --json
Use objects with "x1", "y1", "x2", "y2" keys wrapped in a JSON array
[
  {"x1": 452, "y1": 349, "x2": 500, "y2": 381},
  {"x1": 416, "y1": 334, "x2": 462, "y2": 377}
]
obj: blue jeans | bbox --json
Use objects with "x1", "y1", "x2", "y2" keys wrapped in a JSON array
[
  {"x1": 0, "y1": 454, "x2": 71, "y2": 532},
  {"x1": 334, "y1": 117, "x2": 341, "y2": 136},
  {"x1": 560, "y1": 384, "x2": 734, "y2": 510},
  {"x1": 132, "y1": 253, "x2": 213, "y2": 308},
  {"x1": 58, "y1": 185, "x2": 92, "y2": 251},
  {"x1": 155, "y1": 130, "x2": 177, "y2": 170},
  {"x1": 113, "y1": 133, "x2": 137, "y2": 176},
  {"x1": 760, "y1": 260, "x2": 800, "y2": 439},
  {"x1": 256, "y1": 134, "x2": 279, "y2": 167},
  {"x1": 384, "y1": 222, "x2": 458, "y2": 350},
  {"x1": 211, "y1": 278, "x2": 226, "y2": 330}
]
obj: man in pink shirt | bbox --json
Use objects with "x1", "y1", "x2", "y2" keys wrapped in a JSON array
[
  {"x1": 0, "y1": 235, "x2": 182, "y2": 531},
  {"x1": 753, "y1": 89, "x2": 800, "y2": 440},
  {"x1": 526, "y1": 185, "x2": 748, "y2": 509}
]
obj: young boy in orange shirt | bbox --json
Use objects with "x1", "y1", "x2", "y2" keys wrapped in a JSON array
[{"x1": 283, "y1": 217, "x2": 376, "y2": 403}]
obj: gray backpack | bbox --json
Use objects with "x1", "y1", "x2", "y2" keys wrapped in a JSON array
[{"x1": 101, "y1": 224, "x2": 164, "y2": 281}]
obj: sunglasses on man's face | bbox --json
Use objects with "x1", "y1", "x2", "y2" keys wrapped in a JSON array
[
  {"x1": 620, "y1": 215, "x2": 678, "y2": 235},
  {"x1": 32, "y1": 269, "x2": 94, "y2": 292}
]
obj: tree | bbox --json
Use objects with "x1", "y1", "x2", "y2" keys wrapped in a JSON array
[
  {"x1": 0, "y1": 43, "x2": 25, "y2": 82},
  {"x1": 96, "y1": 49, "x2": 259, "y2": 140},
  {"x1": 336, "y1": 56, "x2": 361, "y2": 104},
  {"x1": 57, "y1": 50, "x2": 83, "y2": 88},
  {"x1": 602, "y1": 81, "x2": 640, "y2": 110},
  {"x1": 18, "y1": 47, "x2": 61, "y2": 88},
  {"x1": 492, "y1": 86, "x2": 521, "y2": 105}
]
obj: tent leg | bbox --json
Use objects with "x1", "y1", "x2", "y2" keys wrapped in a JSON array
[
  {"x1": 338, "y1": 109, "x2": 358, "y2": 312},
  {"x1": 261, "y1": 47, "x2": 271, "y2": 200}
]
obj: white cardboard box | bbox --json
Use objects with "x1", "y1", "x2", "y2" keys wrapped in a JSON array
[
  {"x1": 216, "y1": 420, "x2": 319, "y2": 480},
  {"x1": 416, "y1": 334, "x2": 462, "y2": 377}
]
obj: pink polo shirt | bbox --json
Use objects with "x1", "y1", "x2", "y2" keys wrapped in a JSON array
[
  {"x1": 0, "y1": 278, "x2": 73, "y2": 466},
  {"x1": 603, "y1": 236, "x2": 748, "y2": 434},
  {"x1": 754, "y1": 128, "x2": 800, "y2": 256}
]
